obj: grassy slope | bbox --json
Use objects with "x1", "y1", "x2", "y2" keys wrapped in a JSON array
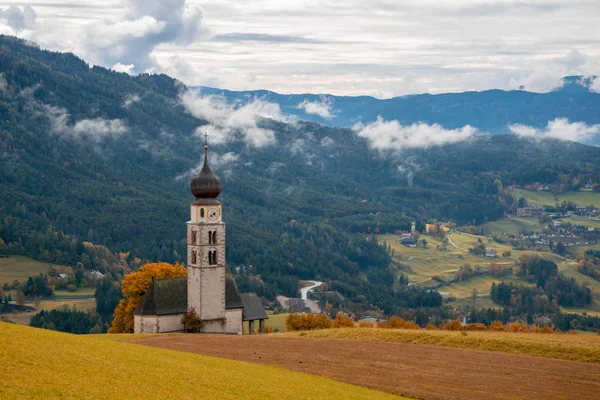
[
  {"x1": 380, "y1": 231, "x2": 600, "y2": 314},
  {"x1": 285, "y1": 328, "x2": 600, "y2": 364},
  {"x1": 512, "y1": 188, "x2": 600, "y2": 208},
  {"x1": 484, "y1": 217, "x2": 541, "y2": 235},
  {"x1": 0, "y1": 255, "x2": 51, "y2": 284},
  {"x1": 0, "y1": 323, "x2": 402, "y2": 400},
  {"x1": 266, "y1": 312, "x2": 289, "y2": 332}
]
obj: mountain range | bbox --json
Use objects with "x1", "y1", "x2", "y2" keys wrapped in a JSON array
[
  {"x1": 198, "y1": 75, "x2": 600, "y2": 144},
  {"x1": 1, "y1": 35, "x2": 600, "y2": 315}
]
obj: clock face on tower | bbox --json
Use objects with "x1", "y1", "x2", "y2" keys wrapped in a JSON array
[{"x1": 208, "y1": 207, "x2": 219, "y2": 222}]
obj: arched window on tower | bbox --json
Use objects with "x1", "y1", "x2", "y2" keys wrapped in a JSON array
[
  {"x1": 208, "y1": 231, "x2": 213, "y2": 245},
  {"x1": 191, "y1": 230, "x2": 197, "y2": 245},
  {"x1": 200, "y1": 208, "x2": 205, "y2": 218},
  {"x1": 209, "y1": 251, "x2": 217, "y2": 265},
  {"x1": 191, "y1": 250, "x2": 197, "y2": 265},
  {"x1": 212, "y1": 231, "x2": 217, "y2": 244}
]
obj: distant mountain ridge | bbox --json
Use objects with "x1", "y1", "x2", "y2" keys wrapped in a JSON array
[{"x1": 196, "y1": 76, "x2": 600, "y2": 141}]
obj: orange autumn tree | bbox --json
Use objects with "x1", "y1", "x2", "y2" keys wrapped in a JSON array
[{"x1": 109, "y1": 262, "x2": 187, "y2": 333}]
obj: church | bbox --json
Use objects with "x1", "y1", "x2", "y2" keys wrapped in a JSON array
[{"x1": 133, "y1": 142, "x2": 267, "y2": 334}]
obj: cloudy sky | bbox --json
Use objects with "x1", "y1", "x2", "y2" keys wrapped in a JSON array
[{"x1": 1, "y1": 0, "x2": 599, "y2": 97}]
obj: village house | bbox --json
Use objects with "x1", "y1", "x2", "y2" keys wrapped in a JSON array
[{"x1": 517, "y1": 205, "x2": 544, "y2": 218}]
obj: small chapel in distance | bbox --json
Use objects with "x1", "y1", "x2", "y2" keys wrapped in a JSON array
[{"x1": 133, "y1": 142, "x2": 267, "y2": 334}]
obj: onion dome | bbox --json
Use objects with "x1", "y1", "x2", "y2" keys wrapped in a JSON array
[{"x1": 191, "y1": 145, "x2": 222, "y2": 200}]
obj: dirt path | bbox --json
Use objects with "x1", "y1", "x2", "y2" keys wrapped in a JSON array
[{"x1": 130, "y1": 335, "x2": 600, "y2": 400}]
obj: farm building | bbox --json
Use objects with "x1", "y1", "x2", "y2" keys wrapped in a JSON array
[{"x1": 517, "y1": 206, "x2": 544, "y2": 218}]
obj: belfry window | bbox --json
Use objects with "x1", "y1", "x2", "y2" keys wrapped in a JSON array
[
  {"x1": 191, "y1": 250, "x2": 197, "y2": 264},
  {"x1": 212, "y1": 231, "x2": 217, "y2": 244},
  {"x1": 191, "y1": 230, "x2": 197, "y2": 245},
  {"x1": 209, "y1": 251, "x2": 217, "y2": 265},
  {"x1": 200, "y1": 208, "x2": 205, "y2": 218}
]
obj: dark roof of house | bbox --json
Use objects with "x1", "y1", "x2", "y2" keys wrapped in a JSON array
[
  {"x1": 240, "y1": 293, "x2": 268, "y2": 321},
  {"x1": 225, "y1": 274, "x2": 243, "y2": 309},
  {"x1": 134, "y1": 275, "x2": 244, "y2": 316}
]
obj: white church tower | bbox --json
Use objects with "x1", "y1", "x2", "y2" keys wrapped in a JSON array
[{"x1": 187, "y1": 140, "x2": 228, "y2": 330}]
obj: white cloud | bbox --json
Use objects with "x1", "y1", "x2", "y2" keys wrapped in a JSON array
[
  {"x1": 122, "y1": 93, "x2": 141, "y2": 108},
  {"x1": 0, "y1": 73, "x2": 7, "y2": 92},
  {"x1": 2, "y1": 1, "x2": 600, "y2": 96},
  {"x1": 591, "y1": 77, "x2": 600, "y2": 93},
  {"x1": 45, "y1": 105, "x2": 127, "y2": 141},
  {"x1": 0, "y1": 5, "x2": 36, "y2": 32},
  {"x1": 509, "y1": 118, "x2": 600, "y2": 142},
  {"x1": 180, "y1": 89, "x2": 291, "y2": 147},
  {"x1": 353, "y1": 117, "x2": 477, "y2": 151},
  {"x1": 298, "y1": 97, "x2": 335, "y2": 119},
  {"x1": 320, "y1": 136, "x2": 335, "y2": 146},
  {"x1": 113, "y1": 63, "x2": 136, "y2": 75}
]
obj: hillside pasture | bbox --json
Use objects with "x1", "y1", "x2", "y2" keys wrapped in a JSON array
[
  {"x1": 265, "y1": 312, "x2": 289, "y2": 332},
  {"x1": 379, "y1": 231, "x2": 598, "y2": 311},
  {"x1": 511, "y1": 189, "x2": 600, "y2": 208},
  {"x1": 0, "y1": 323, "x2": 398, "y2": 400},
  {"x1": 6, "y1": 298, "x2": 97, "y2": 325},
  {"x1": 483, "y1": 217, "x2": 541, "y2": 235},
  {"x1": 0, "y1": 255, "x2": 52, "y2": 286},
  {"x1": 511, "y1": 189, "x2": 556, "y2": 206},
  {"x1": 562, "y1": 216, "x2": 600, "y2": 229}
]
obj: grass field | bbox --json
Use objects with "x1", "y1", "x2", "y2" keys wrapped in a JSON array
[
  {"x1": 6, "y1": 298, "x2": 97, "y2": 325},
  {"x1": 0, "y1": 323, "x2": 401, "y2": 400},
  {"x1": 563, "y1": 216, "x2": 600, "y2": 229},
  {"x1": 483, "y1": 217, "x2": 541, "y2": 235},
  {"x1": 266, "y1": 312, "x2": 289, "y2": 332},
  {"x1": 511, "y1": 189, "x2": 600, "y2": 208},
  {"x1": 0, "y1": 255, "x2": 52, "y2": 285},
  {"x1": 511, "y1": 188, "x2": 556, "y2": 206},
  {"x1": 380, "y1": 231, "x2": 535, "y2": 283},
  {"x1": 285, "y1": 328, "x2": 600, "y2": 364},
  {"x1": 379, "y1": 230, "x2": 600, "y2": 316}
]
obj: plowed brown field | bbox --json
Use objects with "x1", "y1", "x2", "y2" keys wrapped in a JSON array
[{"x1": 131, "y1": 334, "x2": 600, "y2": 400}]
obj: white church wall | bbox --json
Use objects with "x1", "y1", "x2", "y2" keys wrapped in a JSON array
[
  {"x1": 225, "y1": 309, "x2": 243, "y2": 334},
  {"x1": 134, "y1": 314, "x2": 184, "y2": 334}
]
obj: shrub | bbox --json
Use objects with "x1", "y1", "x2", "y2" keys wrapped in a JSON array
[
  {"x1": 181, "y1": 309, "x2": 203, "y2": 333},
  {"x1": 358, "y1": 320, "x2": 375, "y2": 328},
  {"x1": 264, "y1": 325, "x2": 274, "y2": 334},
  {"x1": 489, "y1": 320, "x2": 505, "y2": 331},
  {"x1": 285, "y1": 313, "x2": 332, "y2": 331},
  {"x1": 425, "y1": 324, "x2": 438, "y2": 330},
  {"x1": 506, "y1": 322, "x2": 529, "y2": 333},
  {"x1": 443, "y1": 319, "x2": 463, "y2": 331},
  {"x1": 378, "y1": 316, "x2": 420, "y2": 330},
  {"x1": 462, "y1": 323, "x2": 487, "y2": 331},
  {"x1": 67, "y1": 284, "x2": 77, "y2": 292},
  {"x1": 332, "y1": 313, "x2": 355, "y2": 328}
]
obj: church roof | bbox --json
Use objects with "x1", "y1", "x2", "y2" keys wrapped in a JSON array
[
  {"x1": 240, "y1": 293, "x2": 268, "y2": 321},
  {"x1": 134, "y1": 277, "x2": 186, "y2": 316},
  {"x1": 134, "y1": 275, "x2": 244, "y2": 316},
  {"x1": 191, "y1": 145, "x2": 222, "y2": 200}
]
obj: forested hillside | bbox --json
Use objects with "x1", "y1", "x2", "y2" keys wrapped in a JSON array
[{"x1": 1, "y1": 35, "x2": 600, "y2": 315}]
